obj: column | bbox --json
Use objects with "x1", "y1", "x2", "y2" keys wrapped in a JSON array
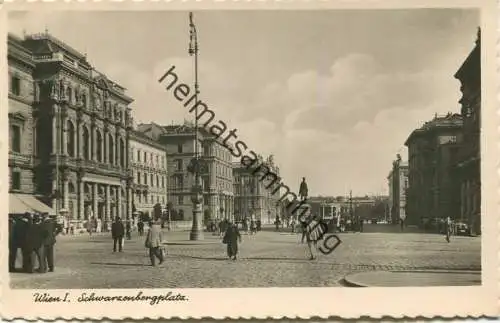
[
  {"x1": 78, "y1": 179, "x2": 84, "y2": 221},
  {"x1": 61, "y1": 115, "x2": 67, "y2": 156},
  {"x1": 103, "y1": 131, "x2": 108, "y2": 164},
  {"x1": 51, "y1": 176, "x2": 58, "y2": 211},
  {"x1": 105, "y1": 185, "x2": 111, "y2": 224},
  {"x1": 127, "y1": 185, "x2": 133, "y2": 221},
  {"x1": 117, "y1": 186, "x2": 122, "y2": 218},
  {"x1": 91, "y1": 125, "x2": 97, "y2": 162},
  {"x1": 115, "y1": 134, "x2": 121, "y2": 167},
  {"x1": 52, "y1": 108, "x2": 58, "y2": 155},
  {"x1": 93, "y1": 183, "x2": 98, "y2": 219},
  {"x1": 63, "y1": 177, "x2": 69, "y2": 209}
]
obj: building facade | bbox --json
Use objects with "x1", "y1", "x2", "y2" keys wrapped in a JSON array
[
  {"x1": 233, "y1": 155, "x2": 281, "y2": 224},
  {"x1": 8, "y1": 32, "x2": 135, "y2": 231},
  {"x1": 8, "y1": 34, "x2": 36, "y2": 196},
  {"x1": 405, "y1": 113, "x2": 463, "y2": 225},
  {"x1": 129, "y1": 131, "x2": 168, "y2": 218},
  {"x1": 388, "y1": 154, "x2": 409, "y2": 224},
  {"x1": 455, "y1": 29, "x2": 481, "y2": 235},
  {"x1": 137, "y1": 123, "x2": 234, "y2": 222}
]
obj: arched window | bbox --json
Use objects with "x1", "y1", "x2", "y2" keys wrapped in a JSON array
[
  {"x1": 96, "y1": 131, "x2": 103, "y2": 162},
  {"x1": 120, "y1": 139, "x2": 125, "y2": 167},
  {"x1": 66, "y1": 120, "x2": 75, "y2": 157},
  {"x1": 81, "y1": 93, "x2": 87, "y2": 108},
  {"x1": 68, "y1": 182, "x2": 76, "y2": 194},
  {"x1": 66, "y1": 87, "x2": 72, "y2": 103},
  {"x1": 108, "y1": 134, "x2": 114, "y2": 165},
  {"x1": 82, "y1": 126, "x2": 90, "y2": 160}
]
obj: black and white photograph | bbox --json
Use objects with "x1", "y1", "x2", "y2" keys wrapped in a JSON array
[{"x1": 2, "y1": 2, "x2": 499, "y2": 320}]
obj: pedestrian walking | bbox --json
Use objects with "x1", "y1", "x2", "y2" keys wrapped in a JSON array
[
  {"x1": 303, "y1": 214, "x2": 328, "y2": 260},
  {"x1": 138, "y1": 221, "x2": 144, "y2": 236},
  {"x1": 40, "y1": 213, "x2": 58, "y2": 273},
  {"x1": 223, "y1": 221, "x2": 242, "y2": 260},
  {"x1": 445, "y1": 216, "x2": 452, "y2": 243},
  {"x1": 111, "y1": 217, "x2": 125, "y2": 252},
  {"x1": 144, "y1": 219, "x2": 164, "y2": 266},
  {"x1": 126, "y1": 221, "x2": 132, "y2": 240},
  {"x1": 275, "y1": 215, "x2": 281, "y2": 232}
]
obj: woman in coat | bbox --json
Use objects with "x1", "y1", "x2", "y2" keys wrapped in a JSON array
[{"x1": 223, "y1": 221, "x2": 242, "y2": 260}]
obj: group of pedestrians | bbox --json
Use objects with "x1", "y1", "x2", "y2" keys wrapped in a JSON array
[{"x1": 9, "y1": 212, "x2": 60, "y2": 273}]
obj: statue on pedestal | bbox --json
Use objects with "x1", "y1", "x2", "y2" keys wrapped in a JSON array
[{"x1": 299, "y1": 177, "x2": 308, "y2": 201}]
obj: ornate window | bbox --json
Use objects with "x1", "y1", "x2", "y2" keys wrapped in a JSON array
[
  {"x1": 10, "y1": 125, "x2": 21, "y2": 153},
  {"x1": 81, "y1": 93, "x2": 87, "y2": 108},
  {"x1": 10, "y1": 75, "x2": 21, "y2": 96},
  {"x1": 120, "y1": 139, "x2": 125, "y2": 167},
  {"x1": 82, "y1": 126, "x2": 90, "y2": 160},
  {"x1": 66, "y1": 87, "x2": 72, "y2": 103},
  {"x1": 108, "y1": 134, "x2": 114, "y2": 165},
  {"x1": 66, "y1": 120, "x2": 75, "y2": 157},
  {"x1": 96, "y1": 131, "x2": 103, "y2": 162}
]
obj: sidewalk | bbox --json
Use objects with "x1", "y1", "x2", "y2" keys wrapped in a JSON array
[{"x1": 343, "y1": 270, "x2": 481, "y2": 287}]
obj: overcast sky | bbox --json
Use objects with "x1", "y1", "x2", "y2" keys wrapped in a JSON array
[{"x1": 9, "y1": 9, "x2": 479, "y2": 197}]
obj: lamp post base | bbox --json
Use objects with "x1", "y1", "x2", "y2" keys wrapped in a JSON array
[{"x1": 189, "y1": 202, "x2": 204, "y2": 241}]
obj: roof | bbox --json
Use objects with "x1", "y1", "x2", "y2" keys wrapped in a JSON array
[
  {"x1": 130, "y1": 130, "x2": 168, "y2": 151},
  {"x1": 405, "y1": 113, "x2": 463, "y2": 146},
  {"x1": 455, "y1": 28, "x2": 481, "y2": 81}
]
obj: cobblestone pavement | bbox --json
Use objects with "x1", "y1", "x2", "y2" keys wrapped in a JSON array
[{"x1": 10, "y1": 226, "x2": 481, "y2": 289}]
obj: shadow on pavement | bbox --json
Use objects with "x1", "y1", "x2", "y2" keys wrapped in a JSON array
[{"x1": 169, "y1": 254, "x2": 231, "y2": 261}]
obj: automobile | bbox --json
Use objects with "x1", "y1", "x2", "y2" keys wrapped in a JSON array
[
  {"x1": 370, "y1": 218, "x2": 378, "y2": 224},
  {"x1": 455, "y1": 222, "x2": 470, "y2": 236}
]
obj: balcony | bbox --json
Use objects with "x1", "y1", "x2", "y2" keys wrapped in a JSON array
[
  {"x1": 133, "y1": 183, "x2": 149, "y2": 193},
  {"x1": 9, "y1": 152, "x2": 32, "y2": 167}
]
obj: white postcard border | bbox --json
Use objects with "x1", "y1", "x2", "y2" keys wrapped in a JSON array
[{"x1": 0, "y1": 0, "x2": 498, "y2": 319}]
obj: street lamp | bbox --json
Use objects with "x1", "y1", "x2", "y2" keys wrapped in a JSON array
[{"x1": 188, "y1": 12, "x2": 203, "y2": 241}]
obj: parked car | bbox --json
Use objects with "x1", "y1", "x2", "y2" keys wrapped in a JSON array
[{"x1": 455, "y1": 222, "x2": 470, "y2": 236}]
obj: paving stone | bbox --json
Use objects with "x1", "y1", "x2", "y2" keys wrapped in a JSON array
[{"x1": 9, "y1": 229, "x2": 481, "y2": 289}]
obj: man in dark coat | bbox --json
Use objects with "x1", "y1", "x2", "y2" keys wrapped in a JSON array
[
  {"x1": 111, "y1": 217, "x2": 125, "y2": 252},
  {"x1": 40, "y1": 213, "x2": 58, "y2": 272},
  {"x1": 26, "y1": 214, "x2": 44, "y2": 273},
  {"x1": 223, "y1": 221, "x2": 242, "y2": 260}
]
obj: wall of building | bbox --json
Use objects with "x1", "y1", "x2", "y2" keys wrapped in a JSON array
[{"x1": 129, "y1": 137, "x2": 168, "y2": 216}]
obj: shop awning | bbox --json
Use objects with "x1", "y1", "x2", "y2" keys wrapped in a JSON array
[
  {"x1": 9, "y1": 194, "x2": 56, "y2": 215},
  {"x1": 9, "y1": 194, "x2": 32, "y2": 214}
]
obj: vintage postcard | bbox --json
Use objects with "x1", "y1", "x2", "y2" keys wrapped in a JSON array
[{"x1": 1, "y1": 0, "x2": 499, "y2": 320}]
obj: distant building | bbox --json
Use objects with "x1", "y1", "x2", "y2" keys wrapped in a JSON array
[
  {"x1": 455, "y1": 29, "x2": 481, "y2": 235},
  {"x1": 233, "y1": 155, "x2": 281, "y2": 224},
  {"x1": 387, "y1": 154, "x2": 409, "y2": 224},
  {"x1": 137, "y1": 123, "x2": 234, "y2": 222},
  {"x1": 405, "y1": 113, "x2": 463, "y2": 225},
  {"x1": 129, "y1": 130, "x2": 168, "y2": 219}
]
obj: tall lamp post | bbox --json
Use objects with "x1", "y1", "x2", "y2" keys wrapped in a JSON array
[{"x1": 188, "y1": 12, "x2": 203, "y2": 240}]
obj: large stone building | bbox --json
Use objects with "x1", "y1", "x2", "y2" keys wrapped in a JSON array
[
  {"x1": 455, "y1": 29, "x2": 481, "y2": 235},
  {"x1": 137, "y1": 122, "x2": 234, "y2": 221},
  {"x1": 129, "y1": 130, "x2": 168, "y2": 218},
  {"x1": 233, "y1": 155, "x2": 281, "y2": 224},
  {"x1": 387, "y1": 154, "x2": 409, "y2": 224},
  {"x1": 8, "y1": 32, "x2": 134, "y2": 231},
  {"x1": 405, "y1": 113, "x2": 463, "y2": 225}
]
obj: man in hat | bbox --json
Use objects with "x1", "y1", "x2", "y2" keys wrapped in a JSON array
[
  {"x1": 40, "y1": 213, "x2": 58, "y2": 272},
  {"x1": 112, "y1": 217, "x2": 125, "y2": 252},
  {"x1": 299, "y1": 177, "x2": 308, "y2": 201}
]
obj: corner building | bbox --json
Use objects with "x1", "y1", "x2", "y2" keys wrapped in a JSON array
[
  {"x1": 455, "y1": 29, "x2": 481, "y2": 235},
  {"x1": 405, "y1": 113, "x2": 462, "y2": 225},
  {"x1": 129, "y1": 130, "x2": 168, "y2": 218},
  {"x1": 10, "y1": 32, "x2": 134, "y2": 230},
  {"x1": 233, "y1": 155, "x2": 281, "y2": 224},
  {"x1": 137, "y1": 122, "x2": 234, "y2": 221}
]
